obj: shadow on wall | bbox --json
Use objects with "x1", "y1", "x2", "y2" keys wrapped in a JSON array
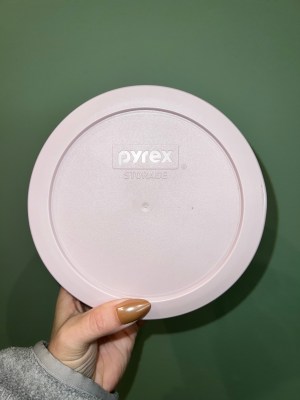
[
  {"x1": 6, "y1": 255, "x2": 59, "y2": 347},
  {"x1": 118, "y1": 160, "x2": 278, "y2": 398}
]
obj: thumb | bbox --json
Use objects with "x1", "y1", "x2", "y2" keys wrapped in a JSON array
[{"x1": 69, "y1": 298, "x2": 151, "y2": 345}]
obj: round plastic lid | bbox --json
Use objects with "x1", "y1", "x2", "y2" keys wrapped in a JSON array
[{"x1": 28, "y1": 86, "x2": 266, "y2": 319}]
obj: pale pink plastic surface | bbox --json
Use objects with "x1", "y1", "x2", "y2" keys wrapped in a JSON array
[{"x1": 28, "y1": 86, "x2": 267, "y2": 319}]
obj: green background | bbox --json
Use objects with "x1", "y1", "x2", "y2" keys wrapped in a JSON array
[{"x1": 0, "y1": 1, "x2": 299, "y2": 399}]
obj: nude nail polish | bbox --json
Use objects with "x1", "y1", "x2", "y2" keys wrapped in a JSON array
[{"x1": 116, "y1": 299, "x2": 151, "y2": 324}]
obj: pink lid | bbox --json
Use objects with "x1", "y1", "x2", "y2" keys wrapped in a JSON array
[{"x1": 28, "y1": 86, "x2": 266, "y2": 319}]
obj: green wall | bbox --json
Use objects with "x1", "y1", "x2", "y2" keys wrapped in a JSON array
[{"x1": 0, "y1": 1, "x2": 299, "y2": 399}]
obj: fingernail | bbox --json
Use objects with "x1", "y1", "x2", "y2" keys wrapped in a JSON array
[{"x1": 116, "y1": 299, "x2": 151, "y2": 324}]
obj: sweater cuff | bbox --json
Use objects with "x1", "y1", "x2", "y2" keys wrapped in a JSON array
[{"x1": 33, "y1": 341, "x2": 118, "y2": 400}]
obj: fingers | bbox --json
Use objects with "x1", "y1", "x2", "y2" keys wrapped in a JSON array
[
  {"x1": 49, "y1": 292, "x2": 151, "y2": 390},
  {"x1": 51, "y1": 288, "x2": 79, "y2": 336},
  {"x1": 68, "y1": 298, "x2": 151, "y2": 345}
]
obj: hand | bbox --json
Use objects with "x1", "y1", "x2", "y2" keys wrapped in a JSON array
[{"x1": 48, "y1": 288, "x2": 151, "y2": 392}]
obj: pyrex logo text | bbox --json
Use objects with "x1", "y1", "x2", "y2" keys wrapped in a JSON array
[
  {"x1": 113, "y1": 145, "x2": 179, "y2": 170},
  {"x1": 118, "y1": 150, "x2": 172, "y2": 166}
]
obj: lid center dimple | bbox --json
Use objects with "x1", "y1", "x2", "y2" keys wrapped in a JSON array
[{"x1": 141, "y1": 202, "x2": 150, "y2": 212}]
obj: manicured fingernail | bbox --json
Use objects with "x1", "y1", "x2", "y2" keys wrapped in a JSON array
[{"x1": 116, "y1": 299, "x2": 151, "y2": 324}]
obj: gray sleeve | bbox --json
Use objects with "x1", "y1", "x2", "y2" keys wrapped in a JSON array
[{"x1": 0, "y1": 341, "x2": 119, "y2": 400}]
